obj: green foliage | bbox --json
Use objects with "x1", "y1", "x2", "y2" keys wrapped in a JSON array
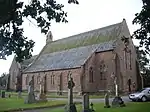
[
  {"x1": 132, "y1": 0, "x2": 150, "y2": 54},
  {"x1": 0, "y1": 73, "x2": 8, "y2": 86},
  {"x1": 0, "y1": 0, "x2": 79, "y2": 62},
  {"x1": 135, "y1": 46, "x2": 150, "y2": 86},
  {"x1": 135, "y1": 46, "x2": 149, "y2": 72}
]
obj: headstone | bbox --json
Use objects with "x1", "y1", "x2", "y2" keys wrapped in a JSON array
[
  {"x1": 64, "y1": 72, "x2": 77, "y2": 112},
  {"x1": 104, "y1": 90, "x2": 111, "y2": 108},
  {"x1": 82, "y1": 93, "x2": 90, "y2": 112},
  {"x1": 1, "y1": 91, "x2": 5, "y2": 98},
  {"x1": 24, "y1": 76, "x2": 36, "y2": 104},
  {"x1": 37, "y1": 77, "x2": 47, "y2": 102},
  {"x1": 17, "y1": 83, "x2": 22, "y2": 98},
  {"x1": 18, "y1": 91, "x2": 22, "y2": 98}
]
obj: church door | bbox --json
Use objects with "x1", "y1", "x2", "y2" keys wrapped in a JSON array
[
  {"x1": 127, "y1": 79, "x2": 131, "y2": 93},
  {"x1": 44, "y1": 75, "x2": 47, "y2": 94}
]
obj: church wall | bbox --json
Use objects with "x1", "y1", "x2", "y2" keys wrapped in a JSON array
[
  {"x1": 9, "y1": 57, "x2": 20, "y2": 90},
  {"x1": 114, "y1": 35, "x2": 138, "y2": 93},
  {"x1": 82, "y1": 53, "x2": 96, "y2": 92},
  {"x1": 95, "y1": 51, "x2": 116, "y2": 92},
  {"x1": 22, "y1": 68, "x2": 82, "y2": 94},
  {"x1": 82, "y1": 51, "x2": 115, "y2": 93}
]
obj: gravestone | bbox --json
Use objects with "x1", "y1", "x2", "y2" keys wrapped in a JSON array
[
  {"x1": 82, "y1": 94, "x2": 95, "y2": 112},
  {"x1": 24, "y1": 76, "x2": 36, "y2": 104},
  {"x1": 112, "y1": 77, "x2": 125, "y2": 107},
  {"x1": 18, "y1": 91, "x2": 22, "y2": 98},
  {"x1": 104, "y1": 90, "x2": 111, "y2": 108},
  {"x1": 1, "y1": 91, "x2": 5, "y2": 98},
  {"x1": 64, "y1": 72, "x2": 77, "y2": 112},
  {"x1": 37, "y1": 77, "x2": 47, "y2": 102},
  {"x1": 82, "y1": 93, "x2": 90, "y2": 112},
  {"x1": 17, "y1": 83, "x2": 22, "y2": 99}
]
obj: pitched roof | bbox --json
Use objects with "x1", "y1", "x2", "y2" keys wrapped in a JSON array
[
  {"x1": 42, "y1": 22, "x2": 122, "y2": 54},
  {"x1": 24, "y1": 41, "x2": 115, "y2": 73},
  {"x1": 24, "y1": 20, "x2": 127, "y2": 73},
  {"x1": 21, "y1": 55, "x2": 37, "y2": 69}
]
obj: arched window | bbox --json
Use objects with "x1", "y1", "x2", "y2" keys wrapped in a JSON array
[
  {"x1": 26, "y1": 75, "x2": 29, "y2": 85},
  {"x1": 52, "y1": 75, "x2": 55, "y2": 85},
  {"x1": 129, "y1": 50, "x2": 132, "y2": 70},
  {"x1": 37, "y1": 75, "x2": 40, "y2": 84},
  {"x1": 89, "y1": 67, "x2": 94, "y2": 83},
  {"x1": 100, "y1": 72, "x2": 103, "y2": 80},
  {"x1": 51, "y1": 72, "x2": 55, "y2": 85}
]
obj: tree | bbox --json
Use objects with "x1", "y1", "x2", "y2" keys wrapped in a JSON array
[
  {"x1": 135, "y1": 46, "x2": 149, "y2": 73},
  {"x1": 0, "y1": 73, "x2": 8, "y2": 87},
  {"x1": 0, "y1": 0, "x2": 78, "y2": 62},
  {"x1": 135, "y1": 46, "x2": 150, "y2": 87},
  {"x1": 132, "y1": 0, "x2": 150, "y2": 54}
]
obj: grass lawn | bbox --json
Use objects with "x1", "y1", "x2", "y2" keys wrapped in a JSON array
[
  {"x1": 0, "y1": 96, "x2": 67, "y2": 112},
  {"x1": 44, "y1": 102, "x2": 150, "y2": 112}
]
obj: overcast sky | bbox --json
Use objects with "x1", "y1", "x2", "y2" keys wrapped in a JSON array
[{"x1": 0, "y1": 0, "x2": 142, "y2": 75}]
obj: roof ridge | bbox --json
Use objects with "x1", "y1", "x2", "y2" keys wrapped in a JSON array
[{"x1": 51, "y1": 21, "x2": 122, "y2": 44}]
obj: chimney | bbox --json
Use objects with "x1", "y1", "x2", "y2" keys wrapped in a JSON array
[{"x1": 46, "y1": 31, "x2": 53, "y2": 44}]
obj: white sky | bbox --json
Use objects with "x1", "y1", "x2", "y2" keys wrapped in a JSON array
[{"x1": 0, "y1": 0, "x2": 142, "y2": 75}]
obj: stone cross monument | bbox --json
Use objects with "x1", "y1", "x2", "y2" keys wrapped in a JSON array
[
  {"x1": 37, "y1": 77, "x2": 47, "y2": 102},
  {"x1": 68, "y1": 72, "x2": 74, "y2": 105},
  {"x1": 64, "y1": 71, "x2": 77, "y2": 112},
  {"x1": 112, "y1": 76, "x2": 125, "y2": 107}
]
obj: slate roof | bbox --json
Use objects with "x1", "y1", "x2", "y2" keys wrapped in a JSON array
[
  {"x1": 24, "y1": 19, "x2": 127, "y2": 73},
  {"x1": 24, "y1": 41, "x2": 115, "y2": 73},
  {"x1": 21, "y1": 55, "x2": 37, "y2": 69},
  {"x1": 42, "y1": 22, "x2": 122, "y2": 54}
]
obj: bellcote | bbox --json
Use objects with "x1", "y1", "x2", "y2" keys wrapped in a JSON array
[{"x1": 46, "y1": 31, "x2": 53, "y2": 44}]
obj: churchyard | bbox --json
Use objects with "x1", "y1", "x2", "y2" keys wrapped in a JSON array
[{"x1": 0, "y1": 72, "x2": 149, "y2": 112}]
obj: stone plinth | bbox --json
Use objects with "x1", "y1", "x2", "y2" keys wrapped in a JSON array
[
  {"x1": 112, "y1": 96, "x2": 126, "y2": 107},
  {"x1": 37, "y1": 93, "x2": 47, "y2": 103}
]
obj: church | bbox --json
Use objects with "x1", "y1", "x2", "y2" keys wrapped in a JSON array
[{"x1": 9, "y1": 19, "x2": 142, "y2": 95}]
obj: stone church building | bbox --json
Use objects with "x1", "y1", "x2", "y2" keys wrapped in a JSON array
[{"x1": 9, "y1": 19, "x2": 142, "y2": 94}]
